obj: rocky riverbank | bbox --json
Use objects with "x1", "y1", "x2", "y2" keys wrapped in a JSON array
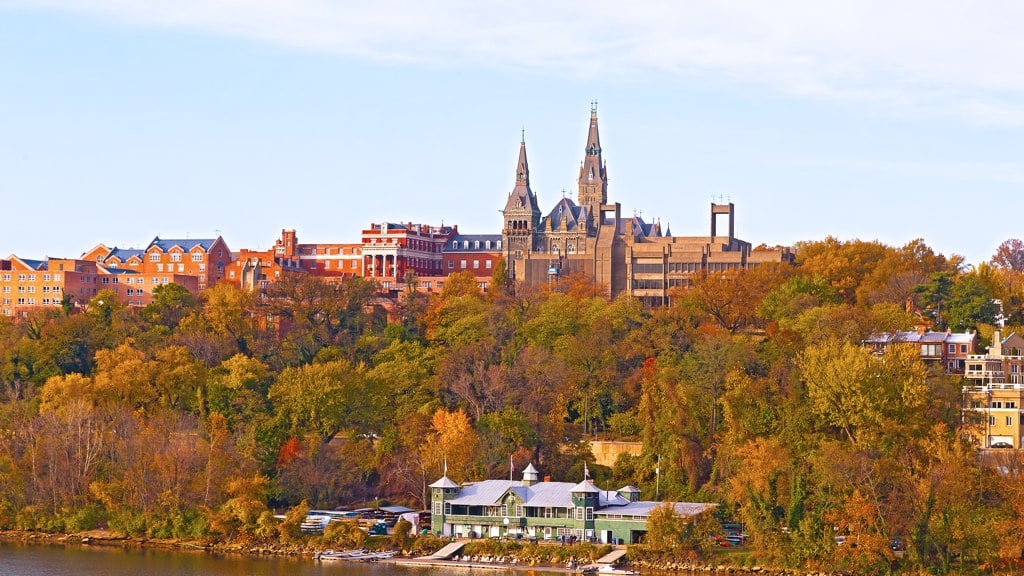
[
  {"x1": 1, "y1": 530, "x2": 848, "y2": 576},
  {"x1": 0, "y1": 529, "x2": 315, "y2": 557}
]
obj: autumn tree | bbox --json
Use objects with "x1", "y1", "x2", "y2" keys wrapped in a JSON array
[
  {"x1": 421, "y1": 408, "x2": 478, "y2": 483},
  {"x1": 269, "y1": 358, "x2": 372, "y2": 444},
  {"x1": 992, "y1": 239, "x2": 1024, "y2": 272}
]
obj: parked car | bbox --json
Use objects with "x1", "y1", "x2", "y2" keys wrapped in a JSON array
[{"x1": 991, "y1": 441, "x2": 1014, "y2": 449}]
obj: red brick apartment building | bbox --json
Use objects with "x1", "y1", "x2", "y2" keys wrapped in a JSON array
[
  {"x1": 442, "y1": 234, "x2": 503, "y2": 277},
  {"x1": 228, "y1": 227, "x2": 502, "y2": 295},
  {"x1": 225, "y1": 229, "x2": 365, "y2": 291},
  {"x1": 81, "y1": 236, "x2": 233, "y2": 306},
  {"x1": 360, "y1": 222, "x2": 455, "y2": 289},
  {"x1": 1, "y1": 255, "x2": 116, "y2": 316}
]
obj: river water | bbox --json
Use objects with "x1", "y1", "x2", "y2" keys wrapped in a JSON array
[{"x1": 0, "y1": 543, "x2": 562, "y2": 576}]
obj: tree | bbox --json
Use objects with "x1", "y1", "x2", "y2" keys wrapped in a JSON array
[
  {"x1": 992, "y1": 239, "x2": 1024, "y2": 272},
  {"x1": 640, "y1": 503, "x2": 720, "y2": 560},
  {"x1": 799, "y1": 341, "x2": 929, "y2": 448},
  {"x1": 420, "y1": 408, "x2": 478, "y2": 483},
  {"x1": 143, "y1": 283, "x2": 196, "y2": 329},
  {"x1": 269, "y1": 359, "x2": 371, "y2": 444},
  {"x1": 201, "y1": 283, "x2": 257, "y2": 356},
  {"x1": 944, "y1": 272, "x2": 999, "y2": 331}
]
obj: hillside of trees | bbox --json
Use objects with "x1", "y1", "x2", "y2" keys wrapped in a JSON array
[{"x1": 4, "y1": 237, "x2": 1024, "y2": 573}]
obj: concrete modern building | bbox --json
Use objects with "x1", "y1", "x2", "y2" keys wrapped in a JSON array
[
  {"x1": 430, "y1": 464, "x2": 715, "y2": 544},
  {"x1": 501, "y1": 105, "x2": 793, "y2": 306}
]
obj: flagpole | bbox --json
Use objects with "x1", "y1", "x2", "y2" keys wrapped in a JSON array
[{"x1": 656, "y1": 455, "x2": 661, "y2": 500}]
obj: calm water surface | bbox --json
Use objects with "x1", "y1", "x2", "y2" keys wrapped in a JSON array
[{"x1": 0, "y1": 543, "x2": 562, "y2": 576}]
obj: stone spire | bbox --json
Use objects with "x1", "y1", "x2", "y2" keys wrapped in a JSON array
[
  {"x1": 578, "y1": 101, "x2": 607, "y2": 229},
  {"x1": 503, "y1": 133, "x2": 542, "y2": 256},
  {"x1": 515, "y1": 131, "x2": 530, "y2": 189}
]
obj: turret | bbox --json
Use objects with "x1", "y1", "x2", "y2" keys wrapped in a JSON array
[
  {"x1": 522, "y1": 462, "x2": 540, "y2": 487},
  {"x1": 502, "y1": 133, "x2": 542, "y2": 258},
  {"x1": 429, "y1": 464, "x2": 460, "y2": 536},
  {"x1": 577, "y1": 102, "x2": 608, "y2": 229}
]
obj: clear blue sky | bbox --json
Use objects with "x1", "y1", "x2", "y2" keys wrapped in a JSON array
[{"x1": 2, "y1": 2, "x2": 1023, "y2": 266}]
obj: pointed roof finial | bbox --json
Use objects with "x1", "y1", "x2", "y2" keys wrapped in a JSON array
[
  {"x1": 591, "y1": 99, "x2": 598, "y2": 114},
  {"x1": 521, "y1": 127, "x2": 526, "y2": 144}
]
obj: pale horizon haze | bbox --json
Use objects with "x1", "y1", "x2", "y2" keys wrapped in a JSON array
[{"x1": 2, "y1": 2, "x2": 1023, "y2": 266}]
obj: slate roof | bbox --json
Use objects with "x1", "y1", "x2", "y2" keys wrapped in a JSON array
[
  {"x1": 147, "y1": 237, "x2": 219, "y2": 252},
  {"x1": 429, "y1": 475, "x2": 460, "y2": 489},
  {"x1": 599, "y1": 491, "x2": 631, "y2": 507},
  {"x1": 619, "y1": 216, "x2": 658, "y2": 239},
  {"x1": 447, "y1": 480, "x2": 580, "y2": 508},
  {"x1": 545, "y1": 198, "x2": 587, "y2": 232},
  {"x1": 446, "y1": 234, "x2": 502, "y2": 253},
  {"x1": 947, "y1": 332, "x2": 976, "y2": 344},
  {"x1": 19, "y1": 258, "x2": 46, "y2": 270},
  {"x1": 865, "y1": 330, "x2": 976, "y2": 345},
  {"x1": 595, "y1": 501, "x2": 716, "y2": 518},
  {"x1": 100, "y1": 267, "x2": 136, "y2": 275},
  {"x1": 570, "y1": 479, "x2": 601, "y2": 494},
  {"x1": 438, "y1": 472, "x2": 714, "y2": 518},
  {"x1": 105, "y1": 248, "x2": 144, "y2": 261}
]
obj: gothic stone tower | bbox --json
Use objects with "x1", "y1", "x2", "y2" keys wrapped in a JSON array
[
  {"x1": 501, "y1": 136, "x2": 541, "y2": 280},
  {"x1": 577, "y1": 102, "x2": 607, "y2": 233}
]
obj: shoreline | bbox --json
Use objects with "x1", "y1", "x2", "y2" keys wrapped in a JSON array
[
  {"x1": 0, "y1": 530, "x2": 579, "y2": 573},
  {"x1": 0, "y1": 530, "x2": 800, "y2": 575}
]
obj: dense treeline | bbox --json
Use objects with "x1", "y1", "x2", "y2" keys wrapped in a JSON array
[{"x1": 3, "y1": 237, "x2": 1024, "y2": 573}]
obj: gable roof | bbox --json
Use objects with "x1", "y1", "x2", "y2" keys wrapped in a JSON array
[
  {"x1": 8, "y1": 255, "x2": 47, "y2": 270},
  {"x1": 545, "y1": 197, "x2": 587, "y2": 232},
  {"x1": 147, "y1": 237, "x2": 220, "y2": 253},
  {"x1": 105, "y1": 248, "x2": 144, "y2": 262}
]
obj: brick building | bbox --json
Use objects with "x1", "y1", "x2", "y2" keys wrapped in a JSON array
[
  {"x1": 360, "y1": 222, "x2": 455, "y2": 289},
  {"x1": 226, "y1": 229, "x2": 364, "y2": 291},
  {"x1": 502, "y1": 105, "x2": 793, "y2": 305},
  {"x1": 863, "y1": 328, "x2": 977, "y2": 374},
  {"x1": 81, "y1": 236, "x2": 232, "y2": 306},
  {"x1": 0, "y1": 255, "x2": 133, "y2": 316},
  {"x1": 442, "y1": 234, "x2": 503, "y2": 277}
]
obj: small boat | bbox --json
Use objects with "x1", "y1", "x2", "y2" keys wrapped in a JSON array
[
  {"x1": 596, "y1": 566, "x2": 639, "y2": 575},
  {"x1": 315, "y1": 549, "x2": 368, "y2": 561},
  {"x1": 579, "y1": 564, "x2": 639, "y2": 575}
]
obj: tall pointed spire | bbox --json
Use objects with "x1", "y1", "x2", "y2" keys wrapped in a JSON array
[
  {"x1": 516, "y1": 132, "x2": 530, "y2": 188},
  {"x1": 503, "y1": 132, "x2": 542, "y2": 261},
  {"x1": 585, "y1": 100, "x2": 601, "y2": 157},
  {"x1": 578, "y1": 101, "x2": 607, "y2": 228}
]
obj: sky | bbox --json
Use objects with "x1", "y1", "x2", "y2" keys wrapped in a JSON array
[{"x1": 2, "y1": 1, "x2": 1023, "y2": 266}]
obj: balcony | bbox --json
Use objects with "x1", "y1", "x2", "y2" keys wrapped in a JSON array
[{"x1": 964, "y1": 370, "x2": 1006, "y2": 381}]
